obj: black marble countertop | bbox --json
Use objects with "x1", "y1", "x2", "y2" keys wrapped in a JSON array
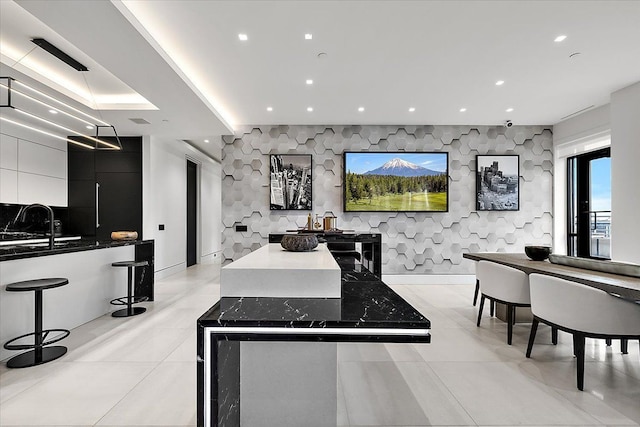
[
  {"x1": 198, "y1": 257, "x2": 430, "y2": 334},
  {"x1": 0, "y1": 238, "x2": 153, "y2": 262}
]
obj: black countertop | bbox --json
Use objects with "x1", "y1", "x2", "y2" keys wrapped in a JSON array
[
  {"x1": 198, "y1": 255, "x2": 430, "y2": 336},
  {"x1": 0, "y1": 238, "x2": 153, "y2": 262}
]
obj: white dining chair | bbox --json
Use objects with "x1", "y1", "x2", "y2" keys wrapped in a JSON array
[
  {"x1": 526, "y1": 273, "x2": 640, "y2": 390},
  {"x1": 476, "y1": 260, "x2": 531, "y2": 345}
]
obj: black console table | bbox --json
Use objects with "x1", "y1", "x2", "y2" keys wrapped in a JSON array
[{"x1": 269, "y1": 232, "x2": 382, "y2": 278}]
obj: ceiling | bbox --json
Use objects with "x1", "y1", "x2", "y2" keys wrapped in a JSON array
[{"x1": 3, "y1": 1, "x2": 640, "y2": 157}]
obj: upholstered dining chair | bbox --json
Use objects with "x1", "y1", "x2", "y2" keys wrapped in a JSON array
[
  {"x1": 476, "y1": 260, "x2": 531, "y2": 345},
  {"x1": 526, "y1": 273, "x2": 640, "y2": 391}
]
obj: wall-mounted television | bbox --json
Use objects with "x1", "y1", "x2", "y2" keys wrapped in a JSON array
[{"x1": 343, "y1": 152, "x2": 448, "y2": 212}]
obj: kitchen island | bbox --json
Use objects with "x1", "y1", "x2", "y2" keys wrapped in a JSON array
[
  {"x1": 197, "y1": 244, "x2": 430, "y2": 427},
  {"x1": 0, "y1": 238, "x2": 153, "y2": 361}
]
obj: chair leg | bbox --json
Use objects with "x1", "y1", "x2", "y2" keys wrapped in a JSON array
[
  {"x1": 552, "y1": 327, "x2": 558, "y2": 345},
  {"x1": 507, "y1": 304, "x2": 514, "y2": 345},
  {"x1": 477, "y1": 295, "x2": 485, "y2": 327},
  {"x1": 574, "y1": 333, "x2": 585, "y2": 391},
  {"x1": 473, "y1": 279, "x2": 480, "y2": 306},
  {"x1": 605, "y1": 338, "x2": 612, "y2": 346},
  {"x1": 489, "y1": 300, "x2": 495, "y2": 317},
  {"x1": 512, "y1": 306, "x2": 517, "y2": 325},
  {"x1": 621, "y1": 339, "x2": 628, "y2": 354},
  {"x1": 526, "y1": 319, "x2": 539, "y2": 358}
]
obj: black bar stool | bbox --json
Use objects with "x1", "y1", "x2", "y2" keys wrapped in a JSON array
[
  {"x1": 110, "y1": 260, "x2": 149, "y2": 317},
  {"x1": 3, "y1": 278, "x2": 70, "y2": 368}
]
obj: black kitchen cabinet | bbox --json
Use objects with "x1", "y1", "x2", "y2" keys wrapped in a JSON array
[{"x1": 68, "y1": 137, "x2": 142, "y2": 239}]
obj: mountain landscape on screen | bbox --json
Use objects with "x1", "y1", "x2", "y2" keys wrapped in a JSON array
[
  {"x1": 364, "y1": 158, "x2": 441, "y2": 177},
  {"x1": 344, "y1": 153, "x2": 448, "y2": 212}
]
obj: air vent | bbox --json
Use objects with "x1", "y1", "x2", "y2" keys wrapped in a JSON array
[
  {"x1": 129, "y1": 118, "x2": 151, "y2": 125},
  {"x1": 560, "y1": 105, "x2": 595, "y2": 121}
]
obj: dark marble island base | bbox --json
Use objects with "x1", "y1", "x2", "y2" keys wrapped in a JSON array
[{"x1": 197, "y1": 256, "x2": 430, "y2": 427}]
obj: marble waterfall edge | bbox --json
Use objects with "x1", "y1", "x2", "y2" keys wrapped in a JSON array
[{"x1": 220, "y1": 243, "x2": 341, "y2": 298}]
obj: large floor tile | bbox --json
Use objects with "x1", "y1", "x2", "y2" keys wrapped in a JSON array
[
  {"x1": 429, "y1": 361, "x2": 602, "y2": 426},
  {"x1": 520, "y1": 358, "x2": 640, "y2": 425},
  {"x1": 96, "y1": 361, "x2": 196, "y2": 426},
  {"x1": 339, "y1": 361, "x2": 431, "y2": 426},
  {"x1": 0, "y1": 361, "x2": 156, "y2": 426},
  {"x1": 66, "y1": 327, "x2": 190, "y2": 362},
  {"x1": 413, "y1": 326, "x2": 524, "y2": 362}
]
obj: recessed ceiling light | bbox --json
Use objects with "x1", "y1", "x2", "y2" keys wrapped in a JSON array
[
  {"x1": 238, "y1": 34, "x2": 248, "y2": 41},
  {"x1": 495, "y1": 80, "x2": 505, "y2": 86},
  {"x1": 306, "y1": 79, "x2": 313, "y2": 85},
  {"x1": 554, "y1": 35, "x2": 567, "y2": 42},
  {"x1": 506, "y1": 108, "x2": 514, "y2": 112},
  {"x1": 459, "y1": 108, "x2": 467, "y2": 112},
  {"x1": 305, "y1": 34, "x2": 313, "y2": 40},
  {"x1": 267, "y1": 107, "x2": 273, "y2": 112},
  {"x1": 49, "y1": 109, "x2": 58, "y2": 114},
  {"x1": 204, "y1": 139, "x2": 210, "y2": 143},
  {"x1": 408, "y1": 107, "x2": 416, "y2": 112},
  {"x1": 358, "y1": 107, "x2": 365, "y2": 112},
  {"x1": 307, "y1": 107, "x2": 313, "y2": 112},
  {"x1": 86, "y1": 125, "x2": 94, "y2": 129}
]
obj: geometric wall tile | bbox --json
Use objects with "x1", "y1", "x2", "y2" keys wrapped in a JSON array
[{"x1": 222, "y1": 125, "x2": 553, "y2": 275}]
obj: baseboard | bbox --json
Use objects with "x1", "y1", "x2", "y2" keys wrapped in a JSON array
[
  {"x1": 154, "y1": 262, "x2": 186, "y2": 280},
  {"x1": 382, "y1": 274, "x2": 476, "y2": 285},
  {"x1": 201, "y1": 251, "x2": 222, "y2": 264}
]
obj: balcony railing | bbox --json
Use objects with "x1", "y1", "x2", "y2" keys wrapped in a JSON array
[{"x1": 590, "y1": 210, "x2": 610, "y2": 259}]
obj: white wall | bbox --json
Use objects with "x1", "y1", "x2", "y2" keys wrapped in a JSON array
[
  {"x1": 0, "y1": 121, "x2": 67, "y2": 206},
  {"x1": 143, "y1": 136, "x2": 221, "y2": 278},
  {"x1": 552, "y1": 81, "x2": 640, "y2": 263},
  {"x1": 552, "y1": 105, "x2": 611, "y2": 253},
  {"x1": 610, "y1": 81, "x2": 640, "y2": 263}
]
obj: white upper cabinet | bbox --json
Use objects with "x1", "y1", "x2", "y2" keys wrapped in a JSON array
[
  {"x1": 1, "y1": 134, "x2": 18, "y2": 170},
  {"x1": 0, "y1": 131, "x2": 67, "y2": 206}
]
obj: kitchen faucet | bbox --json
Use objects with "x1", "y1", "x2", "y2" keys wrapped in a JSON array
[{"x1": 20, "y1": 204, "x2": 55, "y2": 249}]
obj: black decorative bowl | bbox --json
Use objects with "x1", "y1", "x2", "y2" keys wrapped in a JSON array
[
  {"x1": 281, "y1": 234, "x2": 318, "y2": 252},
  {"x1": 525, "y1": 245, "x2": 552, "y2": 261}
]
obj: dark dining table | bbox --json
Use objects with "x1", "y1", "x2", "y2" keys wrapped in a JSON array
[{"x1": 463, "y1": 252, "x2": 640, "y2": 304}]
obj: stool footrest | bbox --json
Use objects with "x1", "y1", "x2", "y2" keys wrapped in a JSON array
[
  {"x1": 110, "y1": 295, "x2": 149, "y2": 306},
  {"x1": 3, "y1": 329, "x2": 70, "y2": 351}
]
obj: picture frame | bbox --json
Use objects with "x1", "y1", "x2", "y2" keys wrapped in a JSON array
[
  {"x1": 343, "y1": 151, "x2": 449, "y2": 212},
  {"x1": 269, "y1": 154, "x2": 312, "y2": 210},
  {"x1": 476, "y1": 154, "x2": 520, "y2": 211}
]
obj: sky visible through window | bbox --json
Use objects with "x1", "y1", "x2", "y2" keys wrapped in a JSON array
[{"x1": 590, "y1": 157, "x2": 611, "y2": 211}]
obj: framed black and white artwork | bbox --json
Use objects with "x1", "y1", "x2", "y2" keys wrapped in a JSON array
[
  {"x1": 269, "y1": 154, "x2": 312, "y2": 210},
  {"x1": 476, "y1": 155, "x2": 519, "y2": 211}
]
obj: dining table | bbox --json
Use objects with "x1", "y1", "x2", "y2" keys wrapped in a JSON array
[{"x1": 463, "y1": 252, "x2": 640, "y2": 304}]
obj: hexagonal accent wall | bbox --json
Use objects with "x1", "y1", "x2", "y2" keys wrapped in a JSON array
[{"x1": 221, "y1": 125, "x2": 553, "y2": 275}]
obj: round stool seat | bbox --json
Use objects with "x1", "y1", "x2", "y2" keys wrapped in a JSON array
[
  {"x1": 112, "y1": 260, "x2": 148, "y2": 268},
  {"x1": 6, "y1": 278, "x2": 68, "y2": 292}
]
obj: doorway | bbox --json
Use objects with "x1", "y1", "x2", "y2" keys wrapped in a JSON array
[
  {"x1": 567, "y1": 148, "x2": 611, "y2": 258},
  {"x1": 186, "y1": 160, "x2": 198, "y2": 267}
]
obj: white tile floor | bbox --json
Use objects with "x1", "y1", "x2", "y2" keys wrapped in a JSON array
[{"x1": 1, "y1": 261, "x2": 638, "y2": 426}]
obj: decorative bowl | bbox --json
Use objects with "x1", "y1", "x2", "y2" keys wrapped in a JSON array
[
  {"x1": 524, "y1": 245, "x2": 552, "y2": 261},
  {"x1": 281, "y1": 234, "x2": 318, "y2": 252}
]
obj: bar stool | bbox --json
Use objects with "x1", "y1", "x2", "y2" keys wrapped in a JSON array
[
  {"x1": 3, "y1": 278, "x2": 70, "y2": 368},
  {"x1": 110, "y1": 260, "x2": 149, "y2": 317}
]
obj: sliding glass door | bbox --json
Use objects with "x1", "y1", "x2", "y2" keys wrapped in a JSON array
[{"x1": 567, "y1": 148, "x2": 611, "y2": 259}]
